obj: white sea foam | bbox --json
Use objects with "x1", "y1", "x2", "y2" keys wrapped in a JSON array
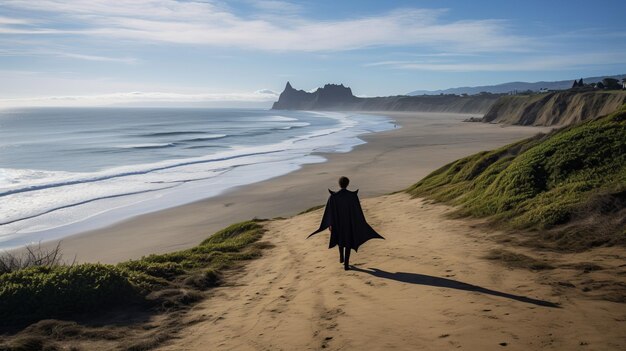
[
  {"x1": 0, "y1": 111, "x2": 395, "y2": 248},
  {"x1": 117, "y1": 143, "x2": 177, "y2": 149},
  {"x1": 260, "y1": 116, "x2": 299, "y2": 121}
]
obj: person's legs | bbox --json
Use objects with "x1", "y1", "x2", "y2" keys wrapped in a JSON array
[
  {"x1": 338, "y1": 246, "x2": 344, "y2": 263},
  {"x1": 344, "y1": 247, "x2": 351, "y2": 270}
]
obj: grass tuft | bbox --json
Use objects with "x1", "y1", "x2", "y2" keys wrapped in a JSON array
[
  {"x1": 484, "y1": 249, "x2": 553, "y2": 270},
  {"x1": 298, "y1": 204, "x2": 325, "y2": 215}
]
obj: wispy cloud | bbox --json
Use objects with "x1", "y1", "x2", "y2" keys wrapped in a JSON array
[
  {"x1": 0, "y1": 1, "x2": 530, "y2": 53},
  {"x1": 0, "y1": 16, "x2": 32, "y2": 25},
  {"x1": 0, "y1": 90, "x2": 279, "y2": 108},
  {"x1": 54, "y1": 52, "x2": 138, "y2": 64},
  {"x1": 0, "y1": 48, "x2": 138, "y2": 63},
  {"x1": 365, "y1": 52, "x2": 626, "y2": 72},
  {"x1": 246, "y1": 0, "x2": 304, "y2": 15}
]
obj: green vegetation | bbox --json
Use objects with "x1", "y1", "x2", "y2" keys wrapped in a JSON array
[
  {"x1": 484, "y1": 249, "x2": 553, "y2": 270},
  {"x1": 298, "y1": 204, "x2": 325, "y2": 215},
  {"x1": 407, "y1": 105, "x2": 626, "y2": 250},
  {"x1": 0, "y1": 221, "x2": 266, "y2": 329},
  {"x1": 602, "y1": 78, "x2": 621, "y2": 90},
  {"x1": 0, "y1": 264, "x2": 142, "y2": 327}
]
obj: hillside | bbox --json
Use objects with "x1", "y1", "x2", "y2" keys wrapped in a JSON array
[
  {"x1": 481, "y1": 90, "x2": 626, "y2": 126},
  {"x1": 408, "y1": 74, "x2": 626, "y2": 96},
  {"x1": 0, "y1": 221, "x2": 268, "y2": 349},
  {"x1": 408, "y1": 105, "x2": 626, "y2": 251},
  {"x1": 271, "y1": 82, "x2": 500, "y2": 114}
]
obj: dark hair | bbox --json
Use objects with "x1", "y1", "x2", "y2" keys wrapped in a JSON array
[{"x1": 338, "y1": 176, "x2": 349, "y2": 189}]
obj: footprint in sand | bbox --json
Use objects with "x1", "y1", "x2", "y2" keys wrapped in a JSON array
[{"x1": 321, "y1": 336, "x2": 334, "y2": 349}]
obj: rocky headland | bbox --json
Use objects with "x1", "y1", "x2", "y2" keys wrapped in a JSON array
[{"x1": 271, "y1": 82, "x2": 500, "y2": 114}]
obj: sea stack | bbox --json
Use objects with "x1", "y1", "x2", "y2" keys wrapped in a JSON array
[{"x1": 271, "y1": 82, "x2": 358, "y2": 110}]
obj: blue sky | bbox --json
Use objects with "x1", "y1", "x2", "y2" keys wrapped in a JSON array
[{"x1": 1, "y1": 0, "x2": 625, "y2": 107}]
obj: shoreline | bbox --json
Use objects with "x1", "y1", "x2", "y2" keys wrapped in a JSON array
[
  {"x1": 43, "y1": 112, "x2": 550, "y2": 263},
  {"x1": 0, "y1": 110, "x2": 391, "y2": 248}
]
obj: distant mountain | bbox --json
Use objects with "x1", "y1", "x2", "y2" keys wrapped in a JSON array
[
  {"x1": 408, "y1": 74, "x2": 626, "y2": 96},
  {"x1": 272, "y1": 82, "x2": 500, "y2": 114}
]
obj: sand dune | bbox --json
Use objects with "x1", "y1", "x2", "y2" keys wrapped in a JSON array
[{"x1": 156, "y1": 194, "x2": 626, "y2": 351}]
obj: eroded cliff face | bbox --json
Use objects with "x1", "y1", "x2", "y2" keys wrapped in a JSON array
[
  {"x1": 271, "y1": 82, "x2": 500, "y2": 114},
  {"x1": 482, "y1": 91, "x2": 626, "y2": 126}
]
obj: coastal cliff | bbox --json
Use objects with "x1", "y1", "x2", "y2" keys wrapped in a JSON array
[
  {"x1": 482, "y1": 90, "x2": 626, "y2": 126},
  {"x1": 271, "y1": 82, "x2": 500, "y2": 114}
]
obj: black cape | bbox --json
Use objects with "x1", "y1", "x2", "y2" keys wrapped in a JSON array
[{"x1": 307, "y1": 188, "x2": 384, "y2": 252}]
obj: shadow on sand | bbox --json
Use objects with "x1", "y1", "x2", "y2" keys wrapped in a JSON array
[{"x1": 350, "y1": 266, "x2": 560, "y2": 308}]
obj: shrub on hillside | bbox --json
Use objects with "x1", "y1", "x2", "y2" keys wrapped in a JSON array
[
  {"x1": 0, "y1": 264, "x2": 141, "y2": 327},
  {"x1": 408, "y1": 105, "x2": 626, "y2": 250},
  {"x1": 139, "y1": 221, "x2": 264, "y2": 269},
  {"x1": 0, "y1": 220, "x2": 265, "y2": 329}
]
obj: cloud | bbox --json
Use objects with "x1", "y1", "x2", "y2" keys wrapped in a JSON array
[
  {"x1": 0, "y1": 16, "x2": 32, "y2": 25},
  {"x1": 246, "y1": 0, "x2": 303, "y2": 15},
  {"x1": 55, "y1": 52, "x2": 138, "y2": 63},
  {"x1": 0, "y1": 1, "x2": 530, "y2": 53},
  {"x1": 0, "y1": 48, "x2": 138, "y2": 63},
  {"x1": 365, "y1": 52, "x2": 626, "y2": 72},
  {"x1": 0, "y1": 90, "x2": 279, "y2": 108},
  {"x1": 255, "y1": 89, "x2": 278, "y2": 94}
]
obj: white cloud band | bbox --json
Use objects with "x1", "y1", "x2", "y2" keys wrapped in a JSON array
[
  {"x1": 0, "y1": 90, "x2": 279, "y2": 108},
  {"x1": 0, "y1": 1, "x2": 528, "y2": 53}
]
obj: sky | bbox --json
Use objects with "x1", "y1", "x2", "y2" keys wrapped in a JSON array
[{"x1": 1, "y1": 0, "x2": 625, "y2": 108}]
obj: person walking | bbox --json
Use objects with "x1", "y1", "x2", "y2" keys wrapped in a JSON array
[{"x1": 308, "y1": 176, "x2": 384, "y2": 270}]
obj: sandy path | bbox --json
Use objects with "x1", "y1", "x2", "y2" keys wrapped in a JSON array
[{"x1": 156, "y1": 194, "x2": 626, "y2": 351}]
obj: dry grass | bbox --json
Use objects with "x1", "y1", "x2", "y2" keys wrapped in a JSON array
[{"x1": 0, "y1": 242, "x2": 69, "y2": 275}]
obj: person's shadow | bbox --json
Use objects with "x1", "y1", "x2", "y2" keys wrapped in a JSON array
[{"x1": 350, "y1": 267, "x2": 559, "y2": 308}]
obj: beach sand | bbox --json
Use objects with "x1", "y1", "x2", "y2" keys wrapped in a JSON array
[
  {"x1": 155, "y1": 194, "x2": 626, "y2": 350},
  {"x1": 33, "y1": 111, "x2": 626, "y2": 350},
  {"x1": 51, "y1": 112, "x2": 551, "y2": 263}
]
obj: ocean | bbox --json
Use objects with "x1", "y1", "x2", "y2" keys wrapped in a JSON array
[{"x1": 0, "y1": 108, "x2": 394, "y2": 249}]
